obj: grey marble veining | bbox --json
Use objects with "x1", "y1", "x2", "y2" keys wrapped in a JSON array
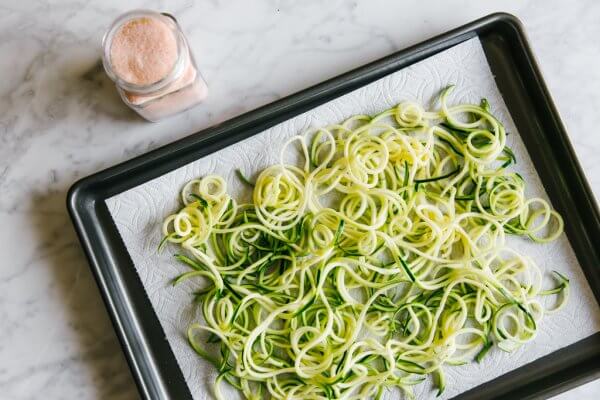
[{"x1": 0, "y1": 1, "x2": 598, "y2": 399}]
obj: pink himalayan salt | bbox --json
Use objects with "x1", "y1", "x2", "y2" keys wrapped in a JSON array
[
  {"x1": 109, "y1": 16, "x2": 178, "y2": 85},
  {"x1": 125, "y1": 61, "x2": 208, "y2": 121},
  {"x1": 103, "y1": 11, "x2": 208, "y2": 121}
]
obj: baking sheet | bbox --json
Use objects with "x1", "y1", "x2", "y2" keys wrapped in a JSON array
[{"x1": 105, "y1": 37, "x2": 600, "y2": 399}]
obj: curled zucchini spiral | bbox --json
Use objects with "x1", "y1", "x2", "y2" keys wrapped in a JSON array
[{"x1": 161, "y1": 86, "x2": 568, "y2": 400}]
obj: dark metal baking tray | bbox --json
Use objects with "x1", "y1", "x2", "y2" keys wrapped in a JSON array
[{"x1": 67, "y1": 12, "x2": 600, "y2": 400}]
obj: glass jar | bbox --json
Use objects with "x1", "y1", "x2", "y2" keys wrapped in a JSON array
[{"x1": 102, "y1": 10, "x2": 208, "y2": 121}]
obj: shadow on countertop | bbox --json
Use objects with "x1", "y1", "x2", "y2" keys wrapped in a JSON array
[
  {"x1": 80, "y1": 60, "x2": 141, "y2": 123},
  {"x1": 28, "y1": 185, "x2": 140, "y2": 400}
]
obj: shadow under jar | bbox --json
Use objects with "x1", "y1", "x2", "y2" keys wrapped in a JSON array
[{"x1": 102, "y1": 10, "x2": 208, "y2": 121}]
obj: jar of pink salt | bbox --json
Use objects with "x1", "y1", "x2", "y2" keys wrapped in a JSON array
[{"x1": 102, "y1": 10, "x2": 208, "y2": 121}]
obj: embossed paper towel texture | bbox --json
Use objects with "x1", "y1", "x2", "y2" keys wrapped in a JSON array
[{"x1": 106, "y1": 38, "x2": 600, "y2": 399}]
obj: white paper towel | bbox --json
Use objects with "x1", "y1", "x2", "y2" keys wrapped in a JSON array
[{"x1": 106, "y1": 37, "x2": 600, "y2": 399}]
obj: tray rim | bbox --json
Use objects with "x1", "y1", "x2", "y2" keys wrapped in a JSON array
[{"x1": 67, "y1": 12, "x2": 600, "y2": 400}]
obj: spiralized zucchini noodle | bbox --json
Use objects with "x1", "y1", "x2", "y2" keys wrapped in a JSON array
[{"x1": 160, "y1": 86, "x2": 569, "y2": 399}]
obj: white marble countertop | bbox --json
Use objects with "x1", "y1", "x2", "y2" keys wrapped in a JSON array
[{"x1": 0, "y1": 1, "x2": 598, "y2": 399}]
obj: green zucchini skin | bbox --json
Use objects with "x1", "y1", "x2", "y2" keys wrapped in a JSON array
[{"x1": 160, "y1": 86, "x2": 567, "y2": 400}]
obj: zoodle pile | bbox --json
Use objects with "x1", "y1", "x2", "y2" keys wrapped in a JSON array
[{"x1": 160, "y1": 86, "x2": 569, "y2": 399}]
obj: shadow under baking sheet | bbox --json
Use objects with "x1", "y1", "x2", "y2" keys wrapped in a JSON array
[{"x1": 26, "y1": 185, "x2": 139, "y2": 400}]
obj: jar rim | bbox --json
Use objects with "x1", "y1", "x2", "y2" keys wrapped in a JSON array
[{"x1": 101, "y1": 10, "x2": 188, "y2": 95}]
